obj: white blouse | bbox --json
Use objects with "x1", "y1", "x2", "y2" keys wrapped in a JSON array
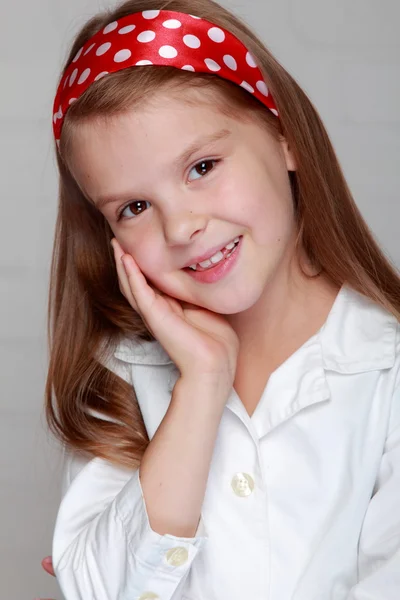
[{"x1": 52, "y1": 284, "x2": 400, "y2": 599}]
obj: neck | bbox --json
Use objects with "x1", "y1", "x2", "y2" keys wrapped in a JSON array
[{"x1": 226, "y1": 252, "x2": 340, "y2": 369}]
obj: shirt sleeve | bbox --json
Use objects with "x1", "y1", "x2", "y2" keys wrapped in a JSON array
[
  {"x1": 347, "y1": 381, "x2": 400, "y2": 598},
  {"x1": 52, "y1": 351, "x2": 208, "y2": 600}
]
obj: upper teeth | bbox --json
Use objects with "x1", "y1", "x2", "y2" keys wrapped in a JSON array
[{"x1": 189, "y1": 237, "x2": 240, "y2": 270}]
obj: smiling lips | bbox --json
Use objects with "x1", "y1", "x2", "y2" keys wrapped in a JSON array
[{"x1": 186, "y1": 237, "x2": 241, "y2": 271}]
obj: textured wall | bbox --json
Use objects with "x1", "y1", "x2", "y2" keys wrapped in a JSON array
[{"x1": 1, "y1": 0, "x2": 399, "y2": 598}]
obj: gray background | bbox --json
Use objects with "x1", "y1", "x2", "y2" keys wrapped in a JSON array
[{"x1": 1, "y1": 0, "x2": 399, "y2": 598}]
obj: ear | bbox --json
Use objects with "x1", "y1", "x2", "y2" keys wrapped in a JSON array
[{"x1": 279, "y1": 136, "x2": 297, "y2": 172}]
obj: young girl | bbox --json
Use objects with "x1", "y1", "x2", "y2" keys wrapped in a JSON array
[{"x1": 40, "y1": 0, "x2": 400, "y2": 598}]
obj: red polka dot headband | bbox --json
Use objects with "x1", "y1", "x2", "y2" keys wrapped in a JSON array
[{"x1": 53, "y1": 9, "x2": 279, "y2": 142}]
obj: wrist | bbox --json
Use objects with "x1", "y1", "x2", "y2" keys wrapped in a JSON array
[{"x1": 172, "y1": 375, "x2": 231, "y2": 412}]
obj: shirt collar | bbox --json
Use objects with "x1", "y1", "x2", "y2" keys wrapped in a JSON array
[
  {"x1": 114, "y1": 336, "x2": 173, "y2": 365},
  {"x1": 319, "y1": 283, "x2": 398, "y2": 373},
  {"x1": 112, "y1": 284, "x2": 398, "y2": 440}
]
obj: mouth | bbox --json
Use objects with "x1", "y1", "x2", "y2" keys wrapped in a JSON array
[
  {"x1": 184, "y1": 236, "x2": 241, "y2": 272},
  {"x1": 183, "y1": 236, "x2": 243, "y2": 284}
]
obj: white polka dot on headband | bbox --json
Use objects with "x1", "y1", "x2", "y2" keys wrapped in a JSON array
[{"x1": 53, "y1": 9, "x2": 279, "y2": 141}]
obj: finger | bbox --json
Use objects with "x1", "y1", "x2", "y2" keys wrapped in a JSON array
[
  {"x1": 111, "y1": 238, "x2": 160, "y2": 311},
  {"x1": 111, "y1": 239, "x2": 157, "y2": 335},
  {"x1": 120, "y1": 253, "x2": 158, "y2": 311},
  {"x1": 111, "y1": 241, "x2": 128, "y2": 298},
  {"x1": 111, "y1": 238, "x2": 140, "y2": 311},
  {"x1": 41, "y1": 556, "x2": 56, "y2": 577}
]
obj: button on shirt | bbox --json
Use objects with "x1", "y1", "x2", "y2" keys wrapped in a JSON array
[{"x1": 52, "y1": 284, "x2": 400, "y2": 599}]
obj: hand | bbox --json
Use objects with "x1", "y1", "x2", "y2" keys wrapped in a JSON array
[{"x1": 111, "y1": 238, "x2": 239, "y2": 390}]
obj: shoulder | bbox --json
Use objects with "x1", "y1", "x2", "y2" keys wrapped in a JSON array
[{"x1": 320, "y1": 284, "x2": 400, "y2": 376}]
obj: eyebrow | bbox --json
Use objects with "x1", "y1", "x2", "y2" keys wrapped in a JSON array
[{"x1": 94, "y1": 128, "x2": 232, "y2": 211}]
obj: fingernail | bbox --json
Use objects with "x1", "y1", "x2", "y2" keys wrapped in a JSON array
[{"x1": 121, "y1": 255, "x2": 126, "y2": 267}]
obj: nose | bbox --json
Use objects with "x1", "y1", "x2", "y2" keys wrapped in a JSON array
[{"x1": 163, "y1": 211, "x2": 209, "y2": 245}]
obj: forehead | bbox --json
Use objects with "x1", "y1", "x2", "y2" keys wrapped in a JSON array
[
  {"x1": 66, "y1": 89, "x2": 241, "y2": 181},
  {"x1": 69, "y1": 86, "x2": 238, "y2": 146}
]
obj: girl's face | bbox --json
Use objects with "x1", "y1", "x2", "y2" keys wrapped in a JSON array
[{"x1": 68, "y1": 88, "x2": 297, "y2": 314}]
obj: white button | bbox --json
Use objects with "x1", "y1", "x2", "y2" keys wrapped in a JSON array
[
  {"x1": 138, "y1": 593, "x2": 159, "y2": 600},
  {"x1": 231, "y1": 472, "x2": 255, "y2": 497},
  {"x1": 165, "y1": 546, "x2": 189, "y2": 566}
]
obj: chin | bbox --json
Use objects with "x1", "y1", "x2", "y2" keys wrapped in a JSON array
[
  {"x1": 194, "y1": 285, "x2": 265, "y2": 315},
  {"x1": 161, "y1": 272, "x2": 265, "y2": 314}
]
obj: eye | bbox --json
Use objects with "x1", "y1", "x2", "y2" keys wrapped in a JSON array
[
  {"x1": 117, "y1": 200, "x2": 151, "y2": 221},
  {"x1": 188, "y1": 159, "x2": 219, "y2": 182},
  {"x1": 115, "y1": 158, "x2": 219, "y2": 221}
]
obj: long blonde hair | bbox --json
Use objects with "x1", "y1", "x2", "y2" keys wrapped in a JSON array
[{"x1": 46, "y1": 0, "x2": 400, "y2": 468}]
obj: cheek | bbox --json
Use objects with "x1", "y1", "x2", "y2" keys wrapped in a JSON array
[
  {"x1": 121, "y1": 237, "x2": 191, "y2": 300},
  {"x1": 117, "y1": 233, "x2": 162, "y2": 278},
  {"x1": 224, "y1": 173, "x2": 295, "y2": 246},
  {"x1": 135, "y1": 250, "x2": 162, "y2": 280},
  {"x1": 255, "y1": 198, "x2": 295, "y2": 246},
  {"x1": 129, "y1": 244, "x2": 179, "y2": 297},
  {"x1": 252, "y1": 165, "x2": 295, "y2": 240}
]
